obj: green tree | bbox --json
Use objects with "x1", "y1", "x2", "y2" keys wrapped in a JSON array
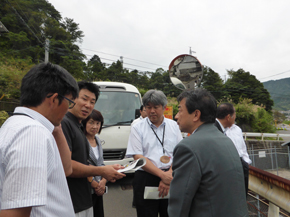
[
  {"x1": 224, "y1": 69, "x2": 273, "y2": 111},
  {"x1": 105, "y1": 60, "x2": 127, "y2": 82},
  {"x1": 224, "y1": 98, "x2": 275, "y2": 133},
  {"x1": 0, "y1": 0, "x2": 86, "y2": 77},
  {"x1": 252, "y1": 108, "x2": 275, "y2": 133},
  {"x1": 84, "y1": 55, "x2": 106, "y2": 81},
  {"x1": 199, "y1": 66, "x2": 224, "y2": 101}
]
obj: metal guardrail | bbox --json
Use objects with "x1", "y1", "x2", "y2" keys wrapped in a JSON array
[
  {"x1": 249, "y1": 166, "x2": 290, "y2": 216},
  {"x1": 243, "y1": 132, "x2": 290, "y2": 141}
]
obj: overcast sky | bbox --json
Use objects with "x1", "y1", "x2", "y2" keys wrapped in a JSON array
[{"x1": 48, "y1": 0, "x2": 290, "y2": 83}]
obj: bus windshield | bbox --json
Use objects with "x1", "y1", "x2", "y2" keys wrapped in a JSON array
[{"x1": 94, "y1": 91, "x2": 141, "y2": 126}]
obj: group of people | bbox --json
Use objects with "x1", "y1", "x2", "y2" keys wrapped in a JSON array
[
  {"x1": 0, "y1": 62, "x2": 250, "y2": 217},
  {"x1": 0, "y1": 63, "x2": 125, "y2": 217},
  {"x1": 127, "y1": 89, "x2": 250, "y2": 217}
]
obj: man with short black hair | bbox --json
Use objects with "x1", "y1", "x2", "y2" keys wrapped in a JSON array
[
  {"x1": 214, "y1": 102, "x2": 236, "y2": 133},
  {"x1": 61, "y1": 81, "x2": 125, "y2": 217},
  {"x1": 0, "y1": 62, "x2": 78, "y2": 217},
  {"x1": 168, "y1": 89, "x2": 248, "y2": 217},
  {"x1": 131, "y1": 105, "x2": 147, "y2": 126},
  {"x1": 215, "y1": 102, "x2": 251, "y2": 194}
]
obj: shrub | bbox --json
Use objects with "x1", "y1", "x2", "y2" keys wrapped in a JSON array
[{"x1": 0, "y1": 110, "x2": 9, "y2": 127}]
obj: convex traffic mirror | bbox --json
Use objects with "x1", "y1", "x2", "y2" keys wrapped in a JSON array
[{"x1": 169, "y1": 54, "x2": 203, "y2": 90}]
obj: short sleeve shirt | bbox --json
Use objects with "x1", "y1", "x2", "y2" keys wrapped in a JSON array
[
  {"x1": 126, "y1": 117, "x2": 183, "y2": 170},
  {"x1": 0, "y1": 107, "x2": 74, "y2": 217}
]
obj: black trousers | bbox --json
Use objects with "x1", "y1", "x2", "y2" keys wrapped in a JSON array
[
  {"x1": 241, "y1": 158, "x2": 249, "y2": 195},
  {"x1": 92, "y1": 194, "x2": 104, "y2": 217},
  {"x1": 133, "y1": 171, "x2": 168, "y2": 217}
]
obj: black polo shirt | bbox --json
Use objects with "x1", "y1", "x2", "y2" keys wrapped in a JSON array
[{"x1": 61, "y1": 112, "x2": 92, "y2": 213}]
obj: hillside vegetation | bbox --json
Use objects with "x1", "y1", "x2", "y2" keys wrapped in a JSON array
[
  {"x1": 263, "y1": 78, "x2": 290, "y2": 111},
  {"x1": 0, "y1": 0, "x2": 276, "y2": 133}
]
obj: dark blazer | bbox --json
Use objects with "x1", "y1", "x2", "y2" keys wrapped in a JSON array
[
  {"x1": 214, "y1": 119, "x2": 223, "y2": 133},
  {"x1": 168, "y1": 123, "x2": 248, "y2": 217}
]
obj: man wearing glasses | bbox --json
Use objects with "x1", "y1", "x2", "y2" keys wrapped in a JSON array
[
  {"x1": 61, "y1": 81, "x2": 125, "y2": 217},
  {"x1": 0, "y1": 62, "x2": 78, "y2": 217}
]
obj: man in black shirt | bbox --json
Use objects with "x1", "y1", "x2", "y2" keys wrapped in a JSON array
[{"x1": 62, "y1": 81, "x2": 125, "y2": 216}]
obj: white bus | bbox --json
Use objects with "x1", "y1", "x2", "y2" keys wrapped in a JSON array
[{"x1": 93, "y1": 81, "x2": 142, "y2": 168}]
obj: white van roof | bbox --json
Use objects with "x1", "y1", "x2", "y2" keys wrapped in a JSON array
[{"x1": 93, "y1": 81, "x2": 140, "y2": 93}]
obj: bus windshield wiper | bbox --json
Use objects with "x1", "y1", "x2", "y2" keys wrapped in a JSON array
[{"x1": 103, "y1": 121, "x2": 132, "y2": 128}]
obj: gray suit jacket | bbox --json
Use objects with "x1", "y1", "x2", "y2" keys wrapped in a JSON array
[
  {"x1": 168, "y1": 123, "x2": 248, "y2": 217},
  {"x1": 88, "y1": 135, "x2": 105, "y2": 182}
]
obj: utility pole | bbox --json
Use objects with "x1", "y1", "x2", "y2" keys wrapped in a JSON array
[
  {"x1": 120, "y1": 56, "x2": 123, "y2": 67},
  {"x1": 45, "y1": 38, "x2": 49, "y2": 63},
  {"x1": 189, "y1": 47, "x2": 196, "y2": 56}
]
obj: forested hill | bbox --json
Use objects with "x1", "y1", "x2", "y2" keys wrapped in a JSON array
[
  {"x1": 1, "y1": 1, "x2": 274, "y2": 113},
  {"x1": 263, "y1": 78, "x2": 290, "y2": 111}
]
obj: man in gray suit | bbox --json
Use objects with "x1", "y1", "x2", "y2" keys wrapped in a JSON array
[{"x1": 168, "y1": 89, "x2": 248, "y2": 217}]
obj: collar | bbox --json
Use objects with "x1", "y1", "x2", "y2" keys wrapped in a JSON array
[
  {"x1": 216, "y1": 118, "x2": 226, "y2": 133},
  {"x1": 146, "y1": 116, "x2": 166, "y2": 129},
  {"x1": 66, "y1": 112, "x2": 83, "y2": 128},
  {"x1": 14, "y1": 107, "x2": 54, "y2": 133}
]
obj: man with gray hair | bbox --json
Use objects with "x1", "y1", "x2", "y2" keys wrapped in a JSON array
[{"x1": 126, "y1": 89, "x2": 183, "y2": 217}]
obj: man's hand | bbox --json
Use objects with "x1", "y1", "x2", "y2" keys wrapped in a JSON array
[
  {"x1": 0, "y1": 207, "x2": 32, "y2": 217},
  {"x1": 91, "y1": 180, "x2": 99, "y2": 189},
  {"x1": 158, "y1": 180, "x2": 170, "y2": 198},
  {"x1": 160, "y1": 170, "x2": 173, "y2": 185},
  {"x1": 52, "y1": 124, "x2": 72, "y2": 176},
  {"x1": 100, "y1": 164, "x2": 126, "y2": 182}
]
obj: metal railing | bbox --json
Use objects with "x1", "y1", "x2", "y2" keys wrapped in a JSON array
[
  {"x1": 245, "y1": 137, "x2": 290, "y2": 216},
  {"x1": 248, "y1": 166, "x2": 290, "y2": 217},
  {"x1": 243, "y1": 132, "x2": 290, "y2": 141}
]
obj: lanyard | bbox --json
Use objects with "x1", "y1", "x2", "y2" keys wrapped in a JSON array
[
  {"x1": 147, "y1": 119, "x2": 166, "y2": 154},
  {"x1": 12, "y1": 113, "x2": 33, "y2": 119}
]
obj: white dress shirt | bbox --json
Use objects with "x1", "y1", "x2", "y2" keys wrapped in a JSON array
[
  {"x1": 131, "y1": 116, "x2": 144, "y2": 126},
  {"x1": 226, "y1": 124, "x2": 252, "y2": 164},
  {"x1": 0, "y1": 107, "x2": 74, "y2": 216},
  {"x1": 126, "y1": 117, "x2": 183, "y2": 170}
]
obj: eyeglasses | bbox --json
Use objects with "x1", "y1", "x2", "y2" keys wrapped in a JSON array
[
  {"x1": 47, "y1": 94, "x2": 76, "y2": 109},
  {"x1": 59, "y1": 94, "x2": 76, "y2": 109}
]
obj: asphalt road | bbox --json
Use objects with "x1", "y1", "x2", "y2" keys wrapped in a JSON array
[
  {"x1": 103, "y1": 174, "x2": 137, "y2": 217},
  {"x1": 276, "y1": 128, "x2": 290, "y2": 141}
]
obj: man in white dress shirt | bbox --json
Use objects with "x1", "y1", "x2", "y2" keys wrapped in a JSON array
[
  {"x1": 215, "y1": 103, "x2": 251, "y2": 194},
  {"x1": 0, "y1": 62, "x2": 78, "y2": 217},
  {"x1": 131, "y1": 105, "x2": 147, "y2": 126},
  {"x1": 126, "y1": 89, "x2": 183, "y2": 217}
]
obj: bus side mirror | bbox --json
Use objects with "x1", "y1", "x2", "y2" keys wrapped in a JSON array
[{"x1": 135, "y1": 109, "x2": 141, "y2": 119}]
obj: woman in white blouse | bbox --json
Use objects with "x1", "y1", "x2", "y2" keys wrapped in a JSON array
[{"x1": 82, "y1": 109, "x2": 106, "y2": 217}]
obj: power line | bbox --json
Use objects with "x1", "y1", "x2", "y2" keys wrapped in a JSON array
[
  {"x1": 259, "y1": 70, "x2": 290, "y2": 81},
  {"x1": 84, "y1": 54, "x2": 158, "y2": 71},
  {"x1": 50, "y1": 46, "x2": 160, "y2": 71},
  {"x1": 81, "y1": 47, "x2": 167, "y2": 68},
  {"x1": 13, "y1": 0, "x2": 45, "y2": 40},
  {"x1": 5, "y1": 0, "x2": 44, "y2": 46}
]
